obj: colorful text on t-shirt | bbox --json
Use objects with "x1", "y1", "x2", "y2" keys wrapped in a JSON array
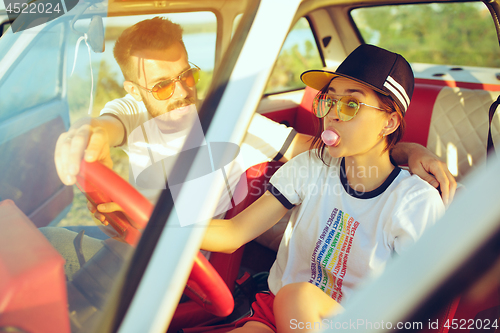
[{"x1": 308, "y1": 207, "x2": 360, "y2": 303}]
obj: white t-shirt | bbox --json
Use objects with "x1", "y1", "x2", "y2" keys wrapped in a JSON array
[
  {"x1": 100, "y1": 94, "x2": 296, "y2": 207},
  {"x1": 267, "y1": 150, "x2": 445, "y2": 304}
]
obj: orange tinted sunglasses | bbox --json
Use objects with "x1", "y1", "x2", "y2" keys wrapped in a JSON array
[{"x1": 132, "y1": 63, "x2": 200, "y2": 100}]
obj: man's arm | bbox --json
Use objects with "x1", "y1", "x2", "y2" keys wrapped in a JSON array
[
  {"x1": 391, "y1": 142, "x2": 457, "y2": 206},
  {"x1": 279, "y1": 133, "x2": 456, "y2": 205},
  {"x1": 54, "y1": 115, "x2": 125, "y2": 186}
]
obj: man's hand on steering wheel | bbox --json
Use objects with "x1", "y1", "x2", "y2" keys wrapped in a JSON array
[
  {"x1": 77, "y1": 160, "x2": 234, "y2": 317},
  {"x1": 55, "y1": 122, "x2": 113, "y2": 186},
  {"x1": 87, "y1": 200, "x2": 125, "y2": 226},
  {"x1": 87, "y1": 200, "x2": 145, "y2": 239},
  {"x1": 86, "y1": 200, "x2": 128, "y2": 238}
]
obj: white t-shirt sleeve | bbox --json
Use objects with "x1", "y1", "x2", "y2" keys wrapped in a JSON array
[
  {"x1": 99, "y1": 94, "x2": 149, "y2": 146},
  {"x1": 238, "y1": 113, "x2": 297, "y2": 170},
  {"x1": 390, "y1": 182, "x2": 445, "y2": 254},
  {"x1": 268, "y1": 152, "x2": 324, "y2": 209}
]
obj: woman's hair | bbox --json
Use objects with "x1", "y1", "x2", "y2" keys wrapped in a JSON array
[{"x1": 309, "y1": 81, "x2": 406, "y2": 165}]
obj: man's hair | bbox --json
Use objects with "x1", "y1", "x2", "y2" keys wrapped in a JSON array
[{"x1": 113, "y1": 17, "x2": 186, "y2": 81}]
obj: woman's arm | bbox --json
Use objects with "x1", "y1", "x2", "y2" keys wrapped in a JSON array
[{"x1": 201, "y1": 191, "x2": 289, "y2": 254}]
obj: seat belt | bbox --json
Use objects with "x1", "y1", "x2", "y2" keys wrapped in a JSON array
[{"x1": 487, "y1": 95, "x2": 500, "y2": 158}]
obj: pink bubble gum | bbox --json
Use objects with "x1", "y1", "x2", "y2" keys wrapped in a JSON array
[{"x1": 321, "y1": 130, "x2": 340, "y2": 146}]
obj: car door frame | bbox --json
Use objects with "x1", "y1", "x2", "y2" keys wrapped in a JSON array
[{"x1": 0, "y1": 19, "x2": 73, "y2": 227}]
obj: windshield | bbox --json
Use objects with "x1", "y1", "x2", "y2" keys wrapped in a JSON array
[{"x1": 0, "y1": 0, "x2": 255, "y2": 331}]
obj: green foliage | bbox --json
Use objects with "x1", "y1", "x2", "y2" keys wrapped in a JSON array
[
  {"x1": 352, "y1": 2, "x2": 500, "y2": 68},
  {"x1": 197, "y1": 70, "x2": 213, "y2": 100},
  {"x1": 67, "y1": 73, "x2": 92, "y2": 122},
  {"x1": 263, "y1": 17, "x2": 324, "y2": 95},
  {"x1": 56, "y1": 187, "x2": 96, "y2": 227},
  {"x1": 93, "y1": 61, "x2": 126, "y2": 115},
  {"x1": 64, "y1": 61, "x2": 129, "y2": 227},
  {"x1": 265, "y1": 35, "x2": 323, "y2": 94},
  {"x1": 67, "y1": 60, "x2": 125, "y2": 120}
]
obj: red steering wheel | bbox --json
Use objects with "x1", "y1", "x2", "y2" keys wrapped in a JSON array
[{"x1": 75, "y1": 160, "x2": 234, "y2": 317}]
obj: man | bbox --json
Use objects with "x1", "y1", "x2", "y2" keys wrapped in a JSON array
[{"x1": 55, "y1": 17, "x2": 456, "y2": 227}]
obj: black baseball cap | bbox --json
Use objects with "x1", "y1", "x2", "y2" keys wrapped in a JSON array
[{"x1": 301, "y1": 44, "x2": 414, "y2": 115}]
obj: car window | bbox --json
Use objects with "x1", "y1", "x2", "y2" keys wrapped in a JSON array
[
  {"x1": 351, "y1": 2, "x2": 500, "y2": 69},
  {"x1": 264, "y1": 17, "x2": 323, "y2": 95},
  {"x1": 68, "y1": 12, "x2": 216, "y2": 122},
  {"x1": 62, "y1": 11, "x2": 218, "y2": 225},
  {"x1": 0, "y1": 1, "x2": 264, "y2": 331},
  {"x1": 0, "y1": 22, "x2": 63, "y2": 122}
]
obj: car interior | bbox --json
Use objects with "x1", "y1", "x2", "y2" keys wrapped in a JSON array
[{"x1": 0, "y1": 0, "x2": 500, "y2": 332}]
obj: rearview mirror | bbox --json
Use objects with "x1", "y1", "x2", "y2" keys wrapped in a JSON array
[{"x1": 87, "y1": 15, "x2": 104, "y2": 53}]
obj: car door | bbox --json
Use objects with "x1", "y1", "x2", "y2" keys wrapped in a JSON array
[{"x1": 0, "y1": 20, "x2": 73, "y2": 227}]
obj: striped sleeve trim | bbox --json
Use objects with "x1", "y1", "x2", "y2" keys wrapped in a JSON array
[{"x1": 267, "y1": 183, "x2": 295, "y2": 209}]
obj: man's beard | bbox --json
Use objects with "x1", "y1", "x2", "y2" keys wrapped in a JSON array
[
  {"x1": 165, "y1": 96, "x2": 196, "y2": 113},
  {"x1": 144, "y1": 96, "x2": 198, "y2": 133}
]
